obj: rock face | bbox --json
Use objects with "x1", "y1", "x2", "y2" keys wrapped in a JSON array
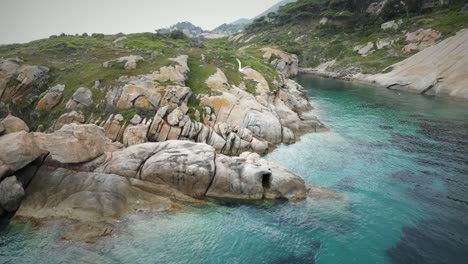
[
  {"x1": 0, "y1": 114, "x2": 30, "y2": 134},
  {"x1": 354, "y1": 42, "x2": 376, "y2": 56},
  {"x1": 12, "y1": 139, "x2": 307, "y2": 222},
  {"x1": 261, "y1": 48, "x2": 299, "y2": 78},
  {"x1": 103, "y1": 55, "x2": 144, "y2": 70},
  {"x1": 404, "y1": 28, "x2": 441, "y2": 52},
  {"x1": 368, "y1": 29, "x2": 468, "y2": 99},
  {"x1": 381, "y1": 20, "x2": 401, "y2": 31},
  {"x1": 15, "y1": 168, "x2": 177, "y2": 222},
  {"x1": 0, "y1": 176, "x2": 25, "y2": 212},
  {"x1": 65, "y1": 87, "x2": 93, "y2": 109},
  {"x1": 34, "y1": 124, "x2": 122, "y2": 164},
  {"x1": 95, "y1": 141, "x2": 216, "y2": 197},
  {"x1": 0, "y1": 59, "x2": 49, "y2": 101},
  {"x1": 0, "y1": 131, "x2": 46, "y2": 179},
  {"x1": 52, "y1": 111, "x2": 85, "y2": 131},
  {"x1": 207, "y1": 152, "x2": 306, "y2": 200},
  {"x1": 36, "y1": 84, "x2": 64, "y2": 110}
]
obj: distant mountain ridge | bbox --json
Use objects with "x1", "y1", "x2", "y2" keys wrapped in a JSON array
[
  {"x1": 157, "y1": 0, "x2": 298, "y2": 38},
  {"x1": 230, "y1": 0, "x2": 298, "y2": 26}
]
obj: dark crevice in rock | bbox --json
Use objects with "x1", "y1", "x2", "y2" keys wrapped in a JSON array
[
  {"x1": 421, "y1": 84, "x2": 435, "y2": 95},
  {"x1": 204, "y1": 153, "x2": 217, "y2": 196}
]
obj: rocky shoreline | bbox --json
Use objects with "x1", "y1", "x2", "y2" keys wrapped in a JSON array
[
  {"x1": 300, "y1": 28, "x2": 468, "y2": 101},
  {"x1": 0, "y1": 46, "x2": 335, "y2": 241}
]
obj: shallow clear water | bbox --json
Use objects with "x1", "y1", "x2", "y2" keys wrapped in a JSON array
[{"x1": 1, "y1": 76, "x2": 468, "y2": 264}]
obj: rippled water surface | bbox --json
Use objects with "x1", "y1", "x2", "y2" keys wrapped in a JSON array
[{"x1": 1, "y1": 76, "x2": 468, "y2": 264}]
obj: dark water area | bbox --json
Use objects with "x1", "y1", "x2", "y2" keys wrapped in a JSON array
[{"x1": 1, "y1": 75, "x2": 468, "y2": 263}]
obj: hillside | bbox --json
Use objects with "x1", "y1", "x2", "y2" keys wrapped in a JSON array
[
  {"x1": 0, "y1": 31, "x2": 324, "y2": 155},
  {"x1": 237, "y1": 0, "x2": 467, "y2": 76}
]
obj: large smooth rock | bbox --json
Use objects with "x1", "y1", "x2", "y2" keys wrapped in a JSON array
[
  {"x1": 52, "y1": 111, "x2": 85, "y2": 131},
  {"x1": 15, "y1": 167, "x2": 176, "y2": 222},
  {"x1": 0, "y1": 131, "x2": 46, "y2": 176},
  {"x1": 0, "y1": 176, "x2": 25, "y2": 212},
  {"x1": 36, "y1": 84, "x2": 64, "y2": 111},
  {"x1": 206, "y1": 152, "x2": 306, "y2": 200},
  {"x1": 96, "y1": 141, "x2": 216, "y2": 197},
  {"x1": 0, "y1": 114, "x2": 30, "y2": 134},
  {"x1": 368, "y1": 29, "x2": 468, "y2": 99},
  {"x1": 34, "y1": 124, "x2": 122, "y2": 164},
  {"x1": 65, "y1": 87, "x2": 93, "y2": 109}
]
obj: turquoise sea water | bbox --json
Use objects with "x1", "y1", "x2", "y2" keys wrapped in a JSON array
[{"x1": 1, "y1": 76, "x2": 468, "y2": 263}]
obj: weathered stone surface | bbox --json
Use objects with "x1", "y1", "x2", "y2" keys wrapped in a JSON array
[
  {"x1": 368, "y1": 29, "x2": 468, "y2": 99},
  {"x1": 381, "y1": 20, "x2": 400, "y2": 30},
  {"x1": 130, "y1": 114, "x2": 142, "y2": 125},
  {"x1": 52, "y1": 111, "x2": 85, "y2": 131},
  {"x1": 0, "y1": 176, "x2": 25, "y2": 212},
  {"x1": 0, "y1": 60, "x2": 49, "y2": 100},
  {"x1": 0, "y1": 131, "x2": 46, "y2": 174},
  {"x1": 261, "y1": 48, "x2": 299, "y2": 78},
  {"x1": 376, "y1": 38, "x2": 395, "y2": 50},
  {"x1": 404, "y1": 28, "x2": 441, "y2": 52},
  {"x1": 103, "y1": 55, "x2": 144, "y2": 70},
  {"x1": 65, "y1": 87, "x2": 93, "y2": 109},
  {"x1": 123, "y1": 124, "x2": 149, "y2": 147},
  {"x1": 34, "y1": 124, "x2": 122, "y2": 164},
  {"x1": 139, "y1": 142, "x2": 215, "y2": 197},
  {"x1": 115, "y1": 83, "x2": 162, "y2": 110},
  {"x1": 95, "y1": 141, "x2": 216, "y2": 197},
  {"x1": 36, "y1": 84, "x2": 64, "y2": 110},
  {"x1": 206, "y1": 153, "x2": 306, "y2": 200},
  {"x1": 15, "y1": 167, "x2": 175, "y2": 222},
  {"x1": 0, "y1": 114, "x2": 30, "y2": 134},
  {"x1": 354, "y1": 42, "x2": 375, "y2": 56},
  {"x1": 145, "y1": 55, "x2": 189, "y2": 85},
  {"x1": 366, "y1": 0, "x2": 388, "y2": 14}
]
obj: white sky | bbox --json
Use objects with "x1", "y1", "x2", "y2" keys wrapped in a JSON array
[{"x1": 0, "y1": 0, "x2": 281, "y2": 44}]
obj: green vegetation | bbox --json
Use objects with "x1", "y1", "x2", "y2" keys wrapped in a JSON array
[{"x1": 241, "y1": 0, "x2": 468, "y2": 73}]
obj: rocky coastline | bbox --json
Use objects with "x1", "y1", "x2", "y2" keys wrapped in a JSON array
[
  {"x1": 300, "y1": 28, "x2": 468, "y2": 101},
  {"x1": 0, "y1": 44, "x2": 333, "y2": 241}
]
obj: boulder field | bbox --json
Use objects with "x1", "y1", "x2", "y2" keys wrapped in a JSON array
[{"x1": 1, "y1": 122, "x2": 307, "y2": 222}]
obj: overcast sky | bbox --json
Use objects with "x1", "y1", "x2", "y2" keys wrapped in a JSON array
[{"x1": 0, "y1": 0, "x2": 281, "y2": 44}]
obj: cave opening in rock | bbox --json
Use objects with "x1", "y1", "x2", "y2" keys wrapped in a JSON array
[{"x1": 262, "y1": 173, "x2": 271, "y2": 189}]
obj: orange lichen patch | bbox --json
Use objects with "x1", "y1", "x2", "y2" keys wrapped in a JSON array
[
  {"x1": 212, "y1": 97, "x2": 230, "y2": 112},
  {"x1": 36, "y1": 98, "x2": 47, "y2": 110},
  {"x1": 127, "y1": 85, "x2": 144, "y2": 94},
  {"x1": 134, "y1": 96, "x2": 150, "y2": 109}
]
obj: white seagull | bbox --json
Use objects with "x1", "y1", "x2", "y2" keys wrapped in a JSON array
[{"x1": 236, "y1": 58, "x2": 250, "y2": 73}]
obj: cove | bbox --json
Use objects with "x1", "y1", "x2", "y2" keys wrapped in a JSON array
[{"x1": 1, "y1": 75, "x2": 468, "y2": 264}]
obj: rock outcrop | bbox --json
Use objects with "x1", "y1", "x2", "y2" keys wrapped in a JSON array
[
  {"x1": 403, "y1": 28, "x2": 441, "y2": 52},
  {"x1": 367, "y1": 29, "x2": 468, "y2": 99},
  {"x1": 0, "y1": 114, "x2": 30, "y2": 134},
  {"x1": 0, "y1": 59, "x2": 49, "y2": 101},
  {"x1": 261, "y1": 48, "x2": 299, "y2": 78},
  {"x1": 103, "y1": 55, "x2": 144, "y2": 70},
  {"x1": 65, "y1": 87, "x2": 93, "y2": 109},
  {"x1": 3, "y1": 130, "x2": 307, "y2": 223},
  {"x1": 0, "y1": 131, "x2": 46, "y2": 179},
  {"x1": 34, "y1": 124, "x2": 122, "y2": 164},
  {"x1": 36, "y1": 84, "x2": 64, "y2": 110}
]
